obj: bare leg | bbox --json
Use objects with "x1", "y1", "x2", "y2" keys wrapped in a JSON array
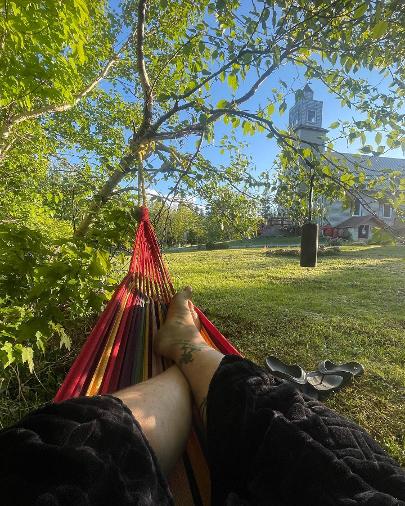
[
  {"x1": 114, "y1": 365, "x2": 191, "y2": 476},
  {"x1": 155, "y1": 287, "x2": 224, "y2": 425},
  {"x1": 114, "y1": 286, "x2": 222, "y2": 474}
]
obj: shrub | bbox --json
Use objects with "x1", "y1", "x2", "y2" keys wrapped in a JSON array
[
  {"x1": 265, "y1": 246, "x2": 341, "y2": 257},
  {"x1": 206, "y1": 241, "x2": 230, "y2": 250},
  {"x1": 318, "y1": 245, "x2": 342, "y2": 256},
  {"x1": 0, "y1": 224, "x2": 118, "y2": 372},
  {"x1": 368, "y1": 227, "x2": 396, "y2": 245},
  {"x1": 325, "y1": 237, "x2": 349, "y2": 246}
]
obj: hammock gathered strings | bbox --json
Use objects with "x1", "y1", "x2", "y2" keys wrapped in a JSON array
[{"x1": 55, "y1": 206, "x2": 239, "y2": 505}]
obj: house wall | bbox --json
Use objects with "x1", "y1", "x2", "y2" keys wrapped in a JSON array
[
  {"x1": 324, "y1": 195, "x2": 396, "y2": 227},
  {"x1": 348, "y1": 227, "x2": 358, "y2": 240},
  {"x1": 324, "y1": 201, "x2": 351, "y2": 227}
]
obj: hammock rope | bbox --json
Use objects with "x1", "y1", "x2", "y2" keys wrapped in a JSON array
[{"x1": 55, "y1": 207, "x2": 239, "y2": 505}]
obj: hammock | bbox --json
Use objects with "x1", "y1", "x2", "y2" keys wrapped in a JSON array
[{"x1": 55, "y1": 206, "x2": 240, "y2": 505}]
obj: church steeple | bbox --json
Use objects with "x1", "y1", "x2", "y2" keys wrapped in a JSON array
[
  {"x1": 302, "y1": 83, "x2": 314, "y2": 101},
  {"x1": 288, "y1": 84, "x2": 327, "y2": 147}
]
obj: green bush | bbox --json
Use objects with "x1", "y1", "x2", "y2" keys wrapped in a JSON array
[
  {"x1": 206, "y1": 241, "x2": 230, "y2": 250},
  {"x1": 0, "y1": 224, "x2": 118, "y2": 372},
  {"x1": 265, "y1": 247, "x2": 300, "y2": 257},
  {"x1": 325, "y1": 237, "x2": 350, "y2": 246},
  {"x1": 265, "y1": 246, "x2": 341, "y2": 257},
  {"x1": 369, "y1": 227, "x2": 396, "y2": 245}
]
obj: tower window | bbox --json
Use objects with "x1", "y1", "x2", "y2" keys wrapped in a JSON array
[{"x1": 307, "y1": 109, "x2": 316, "y2": 123}]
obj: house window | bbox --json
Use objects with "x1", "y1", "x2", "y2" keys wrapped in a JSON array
[
  {"x1": 358, "y1": 225, "x2": 369, "y2": 239},
  {"x1": 352, "y1": 198, "x2": 361, "y2": 216},
  {"x1": 307, "y1": 109, "x2": 316, "y2": 123},
  {"x1": 383, "y1": 203, "x2": 392, "y2": 218}
]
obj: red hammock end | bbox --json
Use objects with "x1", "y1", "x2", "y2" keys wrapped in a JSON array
[{"x1": 137, "y1": 206, "x2": 150, "y2": 222}]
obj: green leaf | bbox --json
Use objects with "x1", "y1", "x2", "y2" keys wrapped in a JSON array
[
  {"x1": 20, "y1": 345, "x2": 34, "y2": 373},
  {"x1": 370, "y1": 21, "x2": 388, "y2": 39},
  {"x1": 227, "y1": 74, "x2": 238, "y2": 91},
  {"x1": 50, "y1": 322, "x2": 72, "y2": 351},
  {"x1": 344, "y1": 58, "x2": 353, "y2": 73},
  {"x1": 341, "y1": 173, "x2": 355, "y2": 187},
  {"x1": 216, "y1": 99, "x2": 229, "y2": 109},
  {"x1": 198, "y1": 113, "x2": 208, "y2": 126},
  {"x1": 1, "y1": 342, "x2": 15, "y2": 368},
  {"x1": 279, "y1": 101, "x2": 287, "y2": 115},
  {"x1": 322, "y1": 165, "x2": 332, "y2": 177},
  {"x1": 353, "y1": 3, "x2": 367, "y2": 18},
  {"x1": 375, "y1": 132, "x2": 382, "y2": 144},
  {"x1": 88, "y1": 250, "x2": 109, "y2": 276},
  {"x1": 266, "y1": 103, "x2": 275, "y2": 116},
  {"x1": 330, "y1": 121, "x2": 340, "y2": 129},
  {"x1": 10, "y1": 1, "x2": 21, "y2": 14},
  {"x1": 75, "y1": 40, "x2": 86, "y2": 64},
  {"x1": 36, "y1": 331, "x2": 45, "y2": 353},
  {"x1": 242, "y1": 121, "x2": 255, "y2": 136}
]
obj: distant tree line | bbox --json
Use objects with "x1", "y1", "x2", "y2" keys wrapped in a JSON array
[{"x1": 149, "y1": 187, "x2": 261, "y2": 247}]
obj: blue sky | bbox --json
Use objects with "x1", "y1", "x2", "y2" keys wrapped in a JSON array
[{"x1": 165, "y1": 64, "x2": 404, "y2": 196}]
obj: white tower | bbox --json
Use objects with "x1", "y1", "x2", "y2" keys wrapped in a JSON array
[{"x1": 288, "y1": 84, "x2": 328, "y2": 148}]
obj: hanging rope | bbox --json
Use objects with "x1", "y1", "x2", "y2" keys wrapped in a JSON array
[
  {"x1": 136, "y1": 141, "x2": 154, "y2": 207},
  {"x1": 137, "y1": 161, "x2": 147, "y2": 207}
]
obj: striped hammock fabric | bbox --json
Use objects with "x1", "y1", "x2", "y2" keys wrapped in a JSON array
[{"x1": 55, "y1": 206, "x2": 239, "y2": 505}]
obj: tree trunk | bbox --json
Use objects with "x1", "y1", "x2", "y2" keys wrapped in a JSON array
[{"x1": 74, "y1": 151, "x2": 137, "y2": 238}]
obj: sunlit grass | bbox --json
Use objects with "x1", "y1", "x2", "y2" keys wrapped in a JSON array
[{"x1": 166, "y1": 245, "x2": 405, "y2": 463}]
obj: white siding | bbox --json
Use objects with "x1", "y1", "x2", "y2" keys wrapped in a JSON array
[{"x1": 324, "y1": 195, "x2": 397, "y2": 228}]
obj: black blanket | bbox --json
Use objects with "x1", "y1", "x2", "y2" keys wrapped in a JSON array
[
  {"x1": 0, "y1": 355, "x2": 404, "y2": 505},
  {"x1": 207, "y1": 355, "x2": 405, "y2": 505}
]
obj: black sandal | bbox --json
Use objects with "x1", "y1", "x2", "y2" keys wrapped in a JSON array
[
  {"x1": 317, "y1": 360, "x2": 364, "y2": 377},
  {"x1": 265, "y1": 356, "x2": 307, "y2": 385},
  {"x1": 306, "y1": 370, "x2": 353, "y2": 398}
]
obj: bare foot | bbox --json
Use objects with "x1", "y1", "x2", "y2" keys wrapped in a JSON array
[{"x1": 155, "y1": 287, "x2": 210, "y2": 364}]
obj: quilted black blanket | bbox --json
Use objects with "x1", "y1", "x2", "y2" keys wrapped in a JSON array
[
  {"x1": 207, "y1": 355, "x2": 405, "y2": 505},
  {"x1": 0, "y1": 355, "x2": 403, "y2": 505}
]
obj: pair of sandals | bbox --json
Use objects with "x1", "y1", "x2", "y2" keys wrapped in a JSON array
[{"x1": 265, "y1": 356, "x2": 364, "y2": 400}]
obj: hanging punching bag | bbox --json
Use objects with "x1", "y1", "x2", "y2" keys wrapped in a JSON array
[{"x1": 300, "y1": 222, "x2": 318, "y2": 267}]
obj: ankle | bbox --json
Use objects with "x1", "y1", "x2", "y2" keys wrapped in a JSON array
[{"x1": 170, "y1": 337, "x2": 212, "y2": 366}]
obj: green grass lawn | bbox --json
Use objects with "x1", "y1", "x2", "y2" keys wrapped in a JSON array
[
  {"x1": 165, "y1": 245, "x2": 405, "y2": 464},
  {"x1": 164, "y1": 235, "x2": 327, "y2": 252}
]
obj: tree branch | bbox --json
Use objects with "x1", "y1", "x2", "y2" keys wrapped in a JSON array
[
  {"x1": 0, "y1": 39, "x2": 130, "y2": 160},
  {"x1": 136, "y1": 0, "x2": 153, "y2": 132},
  {"x1": 153, "y1": 42, "x2": 295, "y2": 140}
]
